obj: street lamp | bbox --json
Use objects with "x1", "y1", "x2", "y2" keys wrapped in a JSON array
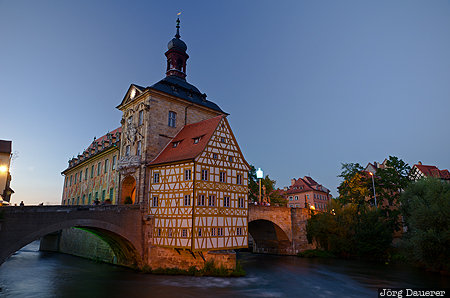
[
  {"x1": 369, "y1": 171, "x2": 377, "y2": 209},
  {"x1": 256, "y1": 168, "x2": 263, "y2": 204}
]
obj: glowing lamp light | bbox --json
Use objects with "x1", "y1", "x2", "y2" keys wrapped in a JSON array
[
  {"x1": 369, "y1": 171, "x2": 373, "y2": 176},
  {"x1": 0, "y1": 165, "x2": 8, "y2": 173},
  {"x1": 256, "y1": 168, "x2": 264, "y2": 179},
  {"x1": 310, "y1": 205, "x2": 316, "y2": 210}
]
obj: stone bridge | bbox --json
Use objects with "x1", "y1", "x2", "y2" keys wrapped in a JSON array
[
  {"x1": 0, "y1": 205, "x2": 148, "y2": 268},
  {"x1": 248, "y1": 205, "x2": 314, "y2": 255}
]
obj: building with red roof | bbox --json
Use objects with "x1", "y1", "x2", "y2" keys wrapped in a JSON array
[
  {"x1": 410, "y1": 162, "x2": 450, "y2": 182},
  {"x1": 283, "y1": 176, "x2": 331, "y2": 211}
]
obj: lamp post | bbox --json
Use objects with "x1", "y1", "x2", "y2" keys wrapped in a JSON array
[
  {"x1": 256, "y1": 168, "x2": 263, "y2": 204},
  {"x1": 369, "y1": 171, "x2": 377, "y2": 209}
]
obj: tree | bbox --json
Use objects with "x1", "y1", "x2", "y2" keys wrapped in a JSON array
[
  {"x1": 337, "y1": 163, "x2": 370, "y2": 206},
  {"x1": 248, "y1": 165, "x2": 259, "y2": 202},
  {"x1": 248, "y1": 165, "x2": 286, "y2": 206},
  {"x1": 400, "y1": 178, "x2": 450, "y2": 272}
]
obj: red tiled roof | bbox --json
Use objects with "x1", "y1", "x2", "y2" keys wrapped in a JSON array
[
  {"x1": 86, "y1": 127, "x2": 121, "y2": 152},
  {"x1": 0, "y1": 140, "x2": 12, "y2": 154},
  {"x1": 414, "y1": 164, "x2": 450, "y2": 180},
  {"x1": 149, "y1": 116, "x2": 224, "y2": 166}
]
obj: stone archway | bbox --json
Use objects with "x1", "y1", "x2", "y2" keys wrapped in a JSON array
[
  {"x1": 121, "y1": 175, "x2": 136, "y2": 204},
  {"x1": 248, "y1": 219, "x2": 292, "y2": 254}
]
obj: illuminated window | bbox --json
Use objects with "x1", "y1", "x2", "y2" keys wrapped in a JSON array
[
  {"x1": 184, "y1": 195, "x2": 191, "y2": 206},
  {"x1": 168, "y1": 111, "x2": 176, "y2": 127},
  {"x1": 224, "y1": 196, "x2": 230, "y2": 207},
  {"x1": 153, "y1": 172, "x2": 160, "y2": 183},
  {"x1": 201, "y1": 169, "x2": 208, "y2": 181},
  {"x1": 185, "y1": 169, "x2": 191, "y2": 181},
  {"x1": 208, "y1": 195, "x2": 215, "y2": 207},
  {"x1": 220, "y1": 172, "x2": 226, "y2": 183},
  {"x1": 138, "y1": 110, "x2": 144, "y2": 126}
]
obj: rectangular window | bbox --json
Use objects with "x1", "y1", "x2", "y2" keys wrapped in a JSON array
[
  {"x1": 104, "y1": 159, "x2": 109, "y2": 173},
  {"x1": 153, "y1": 172, "x2": 160, "y2": 183},
  {"x1": 125, "y1": 145, "x2": 130, "y2": 156},
  {"x1": 168, "y1": 228, "x2": 172, "y2": 238},
  {"x1": 79, "y1": 171, "x2": 82, "y2": 182},
  {"x1": 138, "y1": 110, "x2": 144, "y2": 126},
  {"x1": 88, "y1": 193, "x2": 92, "y2": 204},
  {"x1": 85, "y1": 168, "x2": 88, "y2": 180},
  {"x1": 198, "y1": 228, "x2": 202, "y2": 237},
  {"x1": 158, "y1": 229, "x2": 161, "y2": 237},
  {"x1": 101, "y1": 190, "x2": 106, "y2": 202},
  {"x1": 74, "y1": 173, "x2": 77, "y2": 184},
  {"x1": 76, "y1": 196, "x2": 80, "y2": 205},
  {"x1": 228, "y1": 156, "x2": 233, "y2": 162},
  {"x1": 221, "y1": 137, "x2": 226, "y2": 143},
  {"x1": 197, "y1": 195, "x2": 205, "y2": 206},
  {"x1": 70, "y1": 175, "x2": 72, "y2": 186},
  {"x1": 65, "y1": 177, "x2": 68, "y2": 187},
  {"x1": 237, "y1": 227, "x2": 242, "y2": 236},
  {"x1": 82, "y1": 194, "x2": 85, "y2": 205},
  {"x1": 218, "y1": 228, "x2": 223, "y2": 236},
  {"x1": 238, "y1": 197, "x2": 245, "y2": 208},
  {"x1": 184, "y1": 169, "x2": 191, "y2": 181},
  {"x1": 220, "y1": 171, "x2": 226, "y2": 183},
  {"x1": 168, "y1": 111, "x2": 176, "y2": 127},
  {"x1": 112, "y1": 155, "x2": 116, "y2": 170},
  {"x1": 91, "y1": 165, "x2": 94, "y2": 178},
  {"x1": 128, "y1": 116, "x2": 133, "y2": 126},
  {"x1": 208, "y1": 195, "x2": 215, "y2": 207},
  {"x1": 184, "y1": 195, "x2": 191, "y2": 206},
  {"x1": 224, "y1": 196, "x2": 230, "y2": 207},
  {"x1": 97, "y1": 162, "x2": 101, "y2": 175},
  {"x1": 213, "y1": 153, "x2": 218, "y2": 159},
  {"x1": 137, "y1": 141, "x2": 142, "y2": 156},
  {"x1": 295, "y1": 196, "x2": 298, "y2": 201},
  {"x1": 193, "y1": 137, "x2": 200, "y2": 144},
  {"x1": 289, "y1": 196, "x2": 293, "y2": 201},
  {"x1": 237, "y1": 174, "x2": 242, "y2": 185},
  {"x1": 109, "y1": 188, "x2": 114, "y2": 201},
  {"x1": 201, "y1": 169, "x2": 208, "y2": 181},
  {"x1": 182, "y1": 229, "x2": 187, "y2": 237},
  {"x1": 95, "y1": 192, "x2": 99, "y2": 202},
  {"x1": 211, "y1": 228, "x2": 216, "y2": 236},
  {"x1": 152, "y1": 196, "x2": 158, "y2": 207}
]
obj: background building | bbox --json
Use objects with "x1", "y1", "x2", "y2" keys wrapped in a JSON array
[
  {"x1": 284, "y1": 176, "x2": 331, "y2": 211},
  {"x1": 410, "y1": 162, "x2": 450, "y2": 182}
]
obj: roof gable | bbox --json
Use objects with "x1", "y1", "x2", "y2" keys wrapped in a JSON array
[
  {"x1": 149, "y1": 116, "x2": 224, "y2": 166},
  {"x1": 116, "y1": 84, "x2": 146, "y2": 109}
]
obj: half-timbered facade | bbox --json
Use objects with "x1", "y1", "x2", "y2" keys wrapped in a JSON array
[{"x1": 148, "y1": 116, "x2": 249, "y2": 251}]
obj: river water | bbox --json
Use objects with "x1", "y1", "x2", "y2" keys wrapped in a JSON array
[{"x1": 0, "y1": 241, "x2": 448, "y2": 298}]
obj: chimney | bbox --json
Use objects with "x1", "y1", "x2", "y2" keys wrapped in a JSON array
[
  {"x1": 418, "y1": 161, "x2": 422, "y2": 165},
  {"x1": 291, "y1": 179, "x2": 296, "y2": 186}
]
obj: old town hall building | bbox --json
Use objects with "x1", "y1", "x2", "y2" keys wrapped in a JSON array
[{"x1": 61, "y1": 19, "x2": 249, "y2": 253}]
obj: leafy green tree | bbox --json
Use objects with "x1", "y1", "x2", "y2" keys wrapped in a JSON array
[
  {"x1": 248, "y1": 165, "x2": 259, "y2": 202},
  {"x1": 400, "y1": 178, "x2": 450, "y2": 272},
  {"x1": 337, "y1": 163, "x2": 370, "y2": 206},
  {"x1": 248, "y1": 165, "x2": 286, "y2": 205}
]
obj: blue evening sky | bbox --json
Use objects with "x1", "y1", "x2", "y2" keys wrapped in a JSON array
[{"x1": 1, "y1": 1, "x2": 449, "y2": 204}]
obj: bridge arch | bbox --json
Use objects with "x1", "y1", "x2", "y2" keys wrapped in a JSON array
[
  {"x1": 0, "y1": 206, "x2": 144, "y2": 268},
  {"x1": 248, "y1": 219, "x2": 292, "y2": 254}
]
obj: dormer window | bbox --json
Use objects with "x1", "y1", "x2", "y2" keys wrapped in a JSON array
[
  {"x1": 172, "y1": 141, "x2": 180, "y2": 148},
  {"x1": 193, "y1": 137, "x2": 201, "y2": 144}
]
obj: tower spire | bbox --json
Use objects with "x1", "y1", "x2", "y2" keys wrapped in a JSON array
[{"x1": 175, "y1": 17, "x2": 181, "y2": 39}]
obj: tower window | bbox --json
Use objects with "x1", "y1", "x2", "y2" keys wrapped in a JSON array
[
  {"x1": 168, "y1": 111, "x2": 176, "y2": 127},
  {"x1": 138, "y1": 110, "x2": 144, "y2": 126}
]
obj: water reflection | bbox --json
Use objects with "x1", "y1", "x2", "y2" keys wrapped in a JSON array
[{"x1": 0, "y1": 242, "x2": 447, "y2": 298}]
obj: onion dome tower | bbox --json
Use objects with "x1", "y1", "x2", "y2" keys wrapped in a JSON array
[{"x1": 165, "y1": 18, "x2": 189, "y2": 79}]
